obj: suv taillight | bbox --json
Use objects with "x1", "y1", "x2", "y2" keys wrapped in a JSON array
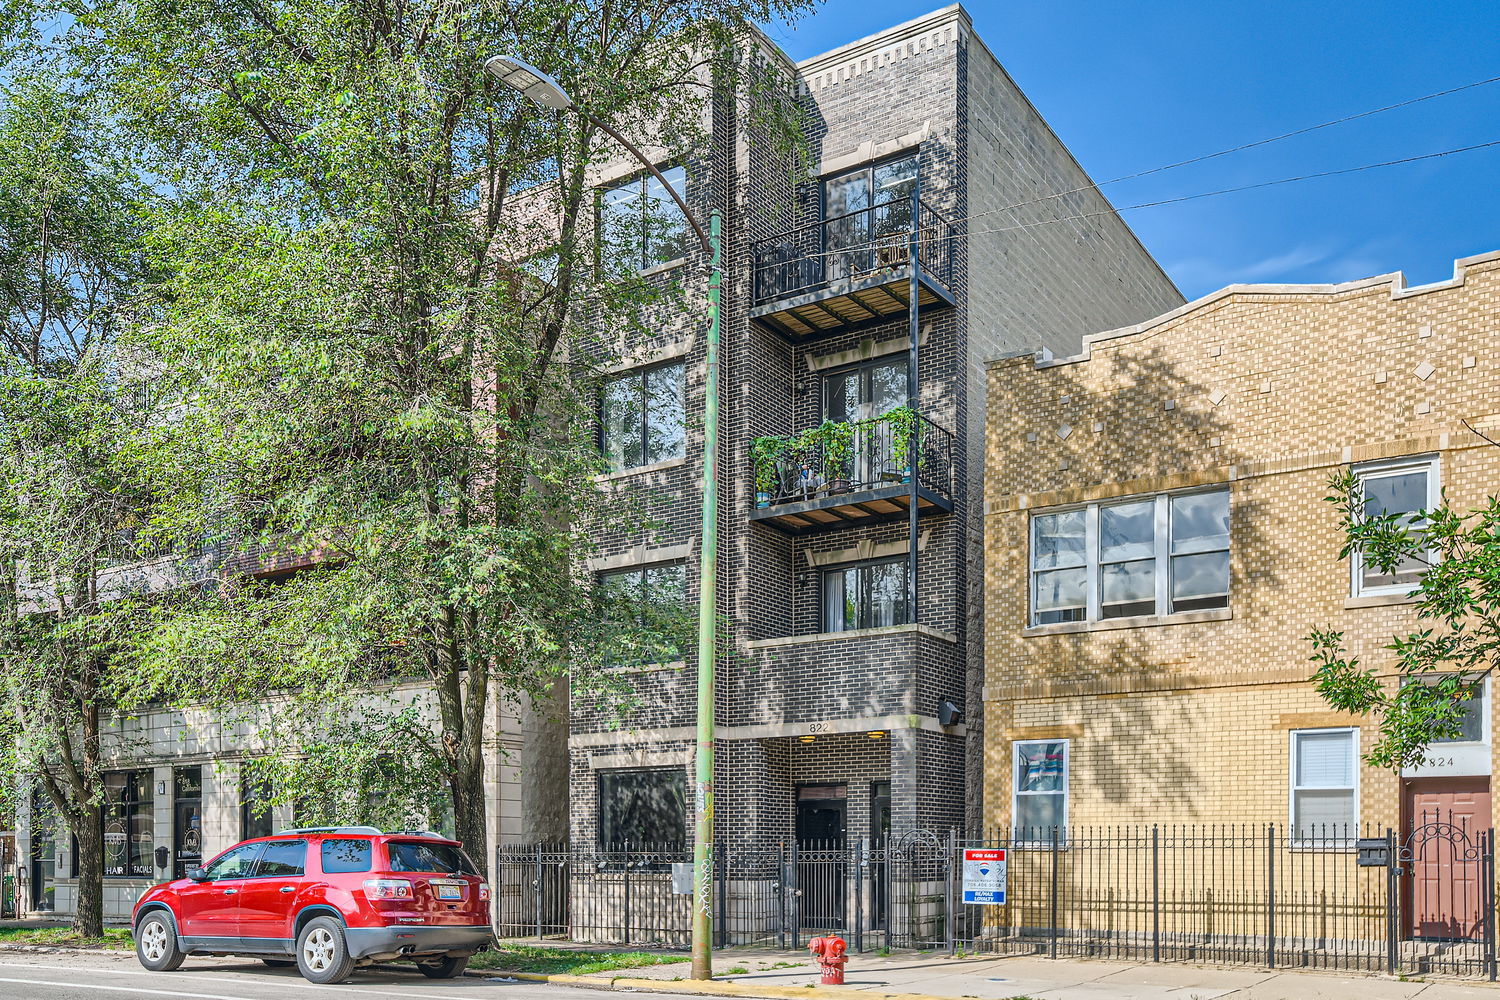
[{"x1": 362, "y1": 878, "x2": 414, "y2": 900}]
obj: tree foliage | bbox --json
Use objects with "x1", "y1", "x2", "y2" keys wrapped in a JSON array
[
  {"x1": 1309, "y1": 467, "x2": 1500, "y2": 772},
  {"x1": 58, "y1": 0, "x2": 813, "y2": 863},
  {"x1": 0, "y1": 69, "x2": 156, "y2": 935}
]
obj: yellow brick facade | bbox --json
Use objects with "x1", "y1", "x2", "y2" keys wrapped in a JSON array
[{"x1": 982, "y1": 250, "x2": 1500, "y2": 833}]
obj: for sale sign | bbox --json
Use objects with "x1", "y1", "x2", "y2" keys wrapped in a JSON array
[{"x1": 961, "y1": 848, "x2": 1007, "y2": 905}]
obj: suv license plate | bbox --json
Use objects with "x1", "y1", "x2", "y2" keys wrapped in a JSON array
[{"x1": 434, "y1": 883, "x2": 464, "y2": 900}]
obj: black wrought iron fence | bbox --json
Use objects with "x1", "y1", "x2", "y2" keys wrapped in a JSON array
[{"x1": 495, "y1": 821, "x2": 1497, "y2": 980}]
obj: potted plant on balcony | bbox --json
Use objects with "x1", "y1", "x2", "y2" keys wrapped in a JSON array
[
  {"x1": 817, "y1": 418, "x2": 856, "y2": 495},
  {"x1": 752, "y1": 435, "x2": 787, "y2": 508},
  {"x1": 885, "y1": 405, "x2": 919, "y2": 484}
]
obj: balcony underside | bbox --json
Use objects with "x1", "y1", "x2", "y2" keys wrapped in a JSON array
[
  {"x1": 749, "y1": 265, "x2": 955, "y2": 342},
  {"x1": 749, "y1": 484, "x2": 952, "y2": 536}
]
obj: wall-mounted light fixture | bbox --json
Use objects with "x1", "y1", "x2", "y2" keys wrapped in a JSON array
[
  {"x1": 867, "y1": 731, "x2": 887, "y2": 740},
  {"x1": 798, "y1": 735, "x2": 816, "y2": 743}
]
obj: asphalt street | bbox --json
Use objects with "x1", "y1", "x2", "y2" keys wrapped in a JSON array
[{"x1": 0, "y1": 951, "x2": 608, "y2": 1000}]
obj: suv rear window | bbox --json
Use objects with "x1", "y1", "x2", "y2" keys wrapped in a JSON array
[
  {"x1": 386, "y1": 840, "x2": 478, "y2": 875},
  {"x1": 322, "y1": 839, "x2": 373, "y2": 874}
]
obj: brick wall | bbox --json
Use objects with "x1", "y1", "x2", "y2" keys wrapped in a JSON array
[{"x1": 982, "y1": 251, "x2": 1500, "y2": 831}]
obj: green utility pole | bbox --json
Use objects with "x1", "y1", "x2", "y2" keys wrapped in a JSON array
[{"x1": 691, "y1": 209, "x2": 723, "y2": 981}]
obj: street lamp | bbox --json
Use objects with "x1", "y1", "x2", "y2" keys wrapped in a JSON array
[{"x1": 485, "y1": 54, "x2": 723, "y2": 982}]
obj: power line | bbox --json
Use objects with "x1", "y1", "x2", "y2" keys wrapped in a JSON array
[
  {"x1": 979, "y1": 71, "x2": 1500, "y2": 226},
  {"x1": 955, "y1": 137, "x2": 1500, "y2": 243}
]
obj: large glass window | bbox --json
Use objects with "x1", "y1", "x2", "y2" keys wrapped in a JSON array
[
  {"x1": 1291, "y1": 729, "x2": 1358, "y2": 843},
  {"x1": 822, "y1": 556, "x2": 909, "y2": 633},
  {"x1": 823, "y1": 155, "x2": 918, "y2": 282},
  {"x1": 597, "y1": 768, "x2": 686, "y2": 849},
  {"x1": 598, "y1": 562, "x2": 686, "y2": 664},
  {"x1": 1013, "y1": 740, "x2": 1068, "y2": 844},
  {"x1": 103, "y1": 770, "x2": 153, "y2": 878},
  {"x1": 1353, "y1": 457, "x2": 1438, "y2": 596},
  {"x1": 600, "y1": 165, "x2": 689, "y2": 272},
  {"x1": 1029, "y1": 488, "x2": 1230, "y2": 625},
  {"x1": 241, "y1": 774, "x2": 274, "y2": 841},
  {"x1": 601, "y1": 362, "x2": 685, "y2": 472}
]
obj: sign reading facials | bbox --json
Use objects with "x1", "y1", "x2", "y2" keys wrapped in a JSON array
[{"x1": 961, "y1": 848, "x2": 1006, "y2": 905}]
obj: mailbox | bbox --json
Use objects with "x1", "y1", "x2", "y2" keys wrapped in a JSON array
[
  {"x1": 154, "y1": 845, "x2": 171, "y2": 871},
  {"x1": 1356, "y1": 838, "x2": 1390, "y2": 867}
]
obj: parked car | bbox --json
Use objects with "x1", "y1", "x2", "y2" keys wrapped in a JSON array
[{"x1": 132, "y1": 826, "x2": 492, "y2": 984}]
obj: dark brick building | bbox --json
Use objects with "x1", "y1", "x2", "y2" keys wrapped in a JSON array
[{"x1": 568, "y1": 4, "x2": 1181, "y2": 861}]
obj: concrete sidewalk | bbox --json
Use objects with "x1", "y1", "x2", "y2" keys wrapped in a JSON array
[{"x1": 526, "y1": 949, "x2": 1500, "y2": 1000}]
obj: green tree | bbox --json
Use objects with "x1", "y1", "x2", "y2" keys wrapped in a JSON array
[
  {"x1": 0, "y1": 72, "x2": 154, "y2": 936},
  {"x1": 81, "y1": 0, "x2": 809, "y2": 863},
  {"x1": 1309, "y1": 465, "x2": 1500, "y2": 772}
]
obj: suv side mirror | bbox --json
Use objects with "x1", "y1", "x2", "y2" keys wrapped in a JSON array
[{"x1": 188, "y1": 867, "x2": 210, "y2": 882}]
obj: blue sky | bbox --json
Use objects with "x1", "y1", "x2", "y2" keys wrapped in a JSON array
[{"x1": 760, "y1": 1, "x2": 1500, "y2": 300}]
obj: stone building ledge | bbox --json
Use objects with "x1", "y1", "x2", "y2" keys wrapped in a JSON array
[
  {"x1": 1344, "y1": 592, "x2": 1420, "y2": 610},
  {"x1": 1021, "y1": 608, "x2": 1231, "y2": 637},
  {"x1": 744, "y1": 622, "x2": 958, "y2": 649}
]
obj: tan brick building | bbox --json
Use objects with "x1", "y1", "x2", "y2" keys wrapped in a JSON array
[{"x1": 982, "y1": 249, "x2": 1500, "y2": 842}]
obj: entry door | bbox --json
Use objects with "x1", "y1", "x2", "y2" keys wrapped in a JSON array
[
  {"x1": 824, "y1": 359, "x2": 908, "y2": 487},
  {"x1": 869, "y1": 781, "x2": 891, "y2": 931},
  {"x1": 1404, "y1": 777, "x2": 1492, "y2": 940},
  {"x1": 173, "y1": 767, "x2": 203, "y2": 879},
  {"x1": 796, "y1": 785, "x2": 847, "y2": 930},
  {"x1": 28, "y1": 792, "x2": 56, "y2": 913}
]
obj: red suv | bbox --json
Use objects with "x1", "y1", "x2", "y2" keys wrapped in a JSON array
[{"x1": 132, "y1": 826, "x2": 493, "y2": 984}]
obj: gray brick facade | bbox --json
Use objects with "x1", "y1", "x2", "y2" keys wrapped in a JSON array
[{"x1": 567, "y1": 4, "x2": 1182, "y2": 854}]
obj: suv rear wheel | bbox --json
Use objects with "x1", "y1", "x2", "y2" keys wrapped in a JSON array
[
  {"x1": 296, "y1": 916, "x2": 355, "y2": 984},
  {"x1": 135, "y1": 912, "x2": 185, "y2": 972},
  {"x1": 417, "y1": 955, "x2": 469, "y2": 979}
]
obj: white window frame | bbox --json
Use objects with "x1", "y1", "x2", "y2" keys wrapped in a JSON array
[
  {"x1": 1350, "y1": 455, "x2": 1440, "y2": 598},
  {"x1": 1028, "y1": 487, "x2": 1231, "y2": 626},
  {"x1": 1288, "y1": 727, "x2": 1359, "y2": 847},
  {"x1": 1012, "y1": 739, "x2": 1069, "y2": 846}
]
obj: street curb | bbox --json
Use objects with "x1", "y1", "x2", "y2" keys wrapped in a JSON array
[{"x1": 470, "y1": 970, "x2": 955, "y2": 1000}]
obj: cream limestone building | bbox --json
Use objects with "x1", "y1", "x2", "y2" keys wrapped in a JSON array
[{"x1": 982, "y1": 250, "x2": 1500, "y2": 842}]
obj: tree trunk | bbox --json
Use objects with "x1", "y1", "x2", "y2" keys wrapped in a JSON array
[
  {"x1": 450, "y1": 750, "x2": 488, "y2": 881},
  {"x1": 72, "y1": 799, "x2": 104, "y2": 938}
]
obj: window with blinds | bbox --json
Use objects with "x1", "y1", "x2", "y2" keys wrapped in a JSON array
[{"x1": 1291, "y1": 728, "x2": 1358, "y2": 844}]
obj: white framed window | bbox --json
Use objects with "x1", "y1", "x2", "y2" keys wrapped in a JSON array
[
  {"x1": 1351, "y1": 456, "x2": 1440, "y2": 597},
  {"x1": 1030, "y1": 488, "x2": 1230, "y2": 625},
  {"x1": 1012, "y1": 739, "x2": 1068, "y2": 844},
  {"x1": 1290, "y1": 728, "x2": 1358, "y2": 844}
]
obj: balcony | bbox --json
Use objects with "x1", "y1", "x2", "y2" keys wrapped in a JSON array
[
  {"x1": 749, "y1": 195, "x2": 957, "y2": 341},
  {"x1": 749, "y1": 409, "x2": 955, "y2": 535}
]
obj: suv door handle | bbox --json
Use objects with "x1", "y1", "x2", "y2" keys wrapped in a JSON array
[
  {"x1": 223, "y1": 888, "x2": 237, "y2": 895},
  {"x1": 279, "y1": 886, "x2": 295, "y2": 893}
]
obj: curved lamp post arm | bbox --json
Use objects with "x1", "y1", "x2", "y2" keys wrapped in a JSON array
[{"x1": 483, "y1": 53, "x2": 710, "y2": 256}]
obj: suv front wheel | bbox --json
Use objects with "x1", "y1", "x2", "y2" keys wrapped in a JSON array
[
  {"x1": 135, "y1": 911, "x2": 185, "y2": 972},
  {"x1": 296, "y1": 916, "x2": 356, "y2": 984}
]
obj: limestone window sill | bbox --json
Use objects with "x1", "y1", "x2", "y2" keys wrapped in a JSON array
[
  {"x1": 1022, "y1": 608, "x2": 1232, "y2": 637},
  {"x1": 1344, "y1": 592, "x2": 1420, "y2": 610},
  {"x1": 593, "y1": 455, "x2": 688, "y2": 483},
  {"x1": 745, "y1": 623, "x2": 958, "y2": 649}
]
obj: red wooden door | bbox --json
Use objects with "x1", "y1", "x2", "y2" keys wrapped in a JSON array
[{"x1": 1403, "y1": 777, "x2": 1491, "y2": 940}]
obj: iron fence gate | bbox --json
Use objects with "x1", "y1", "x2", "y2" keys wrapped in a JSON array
[{"x1": 495, "y1": 820, "x2": 1497, "y2": 980}]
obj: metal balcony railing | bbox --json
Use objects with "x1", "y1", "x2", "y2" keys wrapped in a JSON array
[
  {"x1": 751, "y1": 192, "x2": 956, "y2": 305},
  {"x1": 752, "y1": 410, "x2": 954, "y2": 509}
]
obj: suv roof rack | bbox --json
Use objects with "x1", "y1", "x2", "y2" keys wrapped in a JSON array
[
  {"x1": 384, "y1": 829, "x2": 445, "y2": 839},
  {"x1": 274, "y1": 825, "x2": 384, "y2": 836}
]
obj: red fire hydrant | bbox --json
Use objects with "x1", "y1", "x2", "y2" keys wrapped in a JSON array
[{"x1": 808, "y1": 936, "x2": 848, "y2": 985}]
